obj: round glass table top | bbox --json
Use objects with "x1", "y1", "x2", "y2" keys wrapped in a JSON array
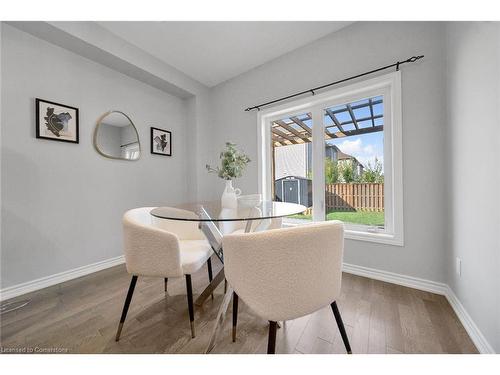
[{"x1": 150, "y1": 200, "x2": 306, "y2": 222}]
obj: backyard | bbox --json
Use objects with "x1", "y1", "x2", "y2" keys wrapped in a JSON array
[{"x1": 290, "y1": 209, "x2": 384, "y2": 227}]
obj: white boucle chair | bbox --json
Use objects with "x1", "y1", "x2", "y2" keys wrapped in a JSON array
[
  {"x1": 115, "y1": 207, "x2": 213, "y2": 341},
  {"x1": 223, "y1": 221, "x2": 351, "y2": 354}
]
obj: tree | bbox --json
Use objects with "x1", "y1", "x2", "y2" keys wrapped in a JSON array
[
  {"x1": 340, "y1": 160, "x2": 355, "y2": 183},
  {"x1": 325, "y1": 158, "x2": 340, "y2": 184},
  {"x1": 361, "y1": 158, "x2": 384, "y2": 183}
]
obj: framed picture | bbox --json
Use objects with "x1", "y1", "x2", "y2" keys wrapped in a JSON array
[
  {"x1": 151, "y1": 127, "x2": 172, "y2": 156},
  {"x1": 36, "y1": 98, "x2": 79, "y2": 143}
]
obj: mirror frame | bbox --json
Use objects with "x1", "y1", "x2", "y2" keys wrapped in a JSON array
[{"x1": 93, "y1": 110, "x2": 141, "y2": 161}]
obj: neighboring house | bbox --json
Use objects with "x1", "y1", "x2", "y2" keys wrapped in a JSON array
[
  {"x1": 332, "y1": 145, "x2": 365, "y2": 178},
  {"x1": 275, "y1": 143, "x2": 364, "y2": 180}
]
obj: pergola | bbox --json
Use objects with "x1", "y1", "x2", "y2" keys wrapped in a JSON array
[
  {"x1": 271, "y1": 97, "x2": 384, "y2": 147},
  {"x1": 270, "y1": 97, "x2": 384, "y2": 198}
]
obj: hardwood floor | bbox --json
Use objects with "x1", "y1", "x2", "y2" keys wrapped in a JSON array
[{"x1": 0, "y1": 258, "x2": 478, "y2": 354}]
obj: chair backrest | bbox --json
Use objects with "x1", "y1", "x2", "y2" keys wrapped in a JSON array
[
  {"x1": 123, "y1": 207, "x2": 201, "y2": 278},
  {"x1": 223, "y1": 221, "x2": 344, "y2": 322}
]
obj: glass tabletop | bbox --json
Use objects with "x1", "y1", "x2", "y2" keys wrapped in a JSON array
[{"x1": 150, "y1": 200, "x2": 306, "y2": 222}]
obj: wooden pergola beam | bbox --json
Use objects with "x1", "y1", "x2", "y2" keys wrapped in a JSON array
[
  {"x1": 290, "y1": 116, "x2": 312, "y2": 137},
  {"x1": 288, "y1": 114, "x2": 336, "y2": 140},
  {"x1": 324, "y1": 128, "x2": 336, "y2": 139},
  {"x1": 271, "y1": 127, "x2": 299, "y2": 144},
  {"x1": 275, "y1": 120, "x2": 310, "y2": 142},
  {"x1": 325, "y1": 114, "x2": 383, "y2": 130},
  {"x1": 369, "y1": 98, "x2": 375, "y2": 128},
  {"x1": 271, "y1": 98, "x2": 383, "y2": 147},
  {"x1": 338, "y1": 125, "x2": 383, "y2": 137},
  {"x1": 272, "y1": 135, "x2": 288, "y2": 146},
  {"x1": 325, "y1": 108, "x2": 346, "y2": 134},
  {"x1": 346, "y1": 104, "x2": 359, "y2": 130},
  {"x1": 327, "y1": 99, "x2": 382, "y2": 116}
]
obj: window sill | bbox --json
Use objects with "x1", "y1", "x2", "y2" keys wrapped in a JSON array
[
  {"x1": 344, "y1": 229, "x2": 403, "y2": 246},
  {"x1": 282, "y1": 221, "x2": 404, "y2": 246}
]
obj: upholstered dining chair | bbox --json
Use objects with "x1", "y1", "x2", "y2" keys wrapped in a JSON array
[
  {"x1": 223, "y1": 221, "x2": 351, "y2": 354},
  {"x1": 115, "y1": 207, "x2": 213, "y2": 341}
]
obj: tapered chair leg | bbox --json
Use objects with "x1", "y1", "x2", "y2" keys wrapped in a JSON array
[
  {"x1": 164, "y1": 278, "x2": 168, "y2": 293},
  {"x1": 267, "y1": 321, "x2": 278, "y2": 354},
  {"x1": 207, "y1": 257, "x2": 214, "y2": 300},
  {"x1": 185, "y1": 274, "x2": 196, "y2": 338},
  {"x1": 330, "y1": 301, "x2": 352, "y2": 354},
  {"x1": 115, "y1": 275, "x2": 138, "y2": 341},
  {"x1": 232, "y1": 292, "x2": 239, "y2": 342}
]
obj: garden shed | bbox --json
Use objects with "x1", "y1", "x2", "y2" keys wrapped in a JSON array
[{"x1": 274, "y1": 176, "x2": 312, "y2": 207}]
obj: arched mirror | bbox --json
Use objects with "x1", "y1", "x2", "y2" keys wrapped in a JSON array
[{"x1": 93, "y1": 111, "x2": 141, "y2": 161}]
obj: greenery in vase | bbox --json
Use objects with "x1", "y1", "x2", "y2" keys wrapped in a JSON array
[{"x1": 206, "y1": 142, "x2": 251, "y2": 180}]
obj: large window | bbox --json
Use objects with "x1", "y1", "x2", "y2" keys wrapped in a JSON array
[{"x1": 258, "y1": 72, "x2": 403, "y2": 245}]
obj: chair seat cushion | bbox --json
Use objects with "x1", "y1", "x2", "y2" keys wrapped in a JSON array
[{"x1": 180, "y1": 240, "x2": 213, "y2": 274}]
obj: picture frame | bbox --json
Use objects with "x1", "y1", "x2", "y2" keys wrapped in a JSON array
[
  {"x1": 150, "y1": 127, "x2": 172, "y2": 156},
  {"x1": 35, "y1": 98, "x2": 79, "y2": 143}
]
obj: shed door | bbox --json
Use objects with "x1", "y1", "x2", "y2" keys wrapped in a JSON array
[{"x1": 283, "y1": 180, "x2": 299, "y2": 204}]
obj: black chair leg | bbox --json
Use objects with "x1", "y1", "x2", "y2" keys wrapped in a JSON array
[
  {"x1": 185, "y1": 274, "x2": 195, "y2": 338},
  {"x1": 207, "y1": 257, "x2": 214, "y2": 300},
  {"x1": 164, "y1": 278, "x2": 168, "y2": 293},
  {"x1": 331, "y1": 301, "x2": 352, "y2": 354},
  {"x1": 232, "y1": 292, "x2": 239, "y2": 342},
  {"x1": 267, "y1": 321, "x2": 278, "y2": 354},
  {"x1": 115, "y1": 275, "x2": 138, "y2": 341}
]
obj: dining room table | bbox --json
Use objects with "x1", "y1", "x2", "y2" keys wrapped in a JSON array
[{"x1": 150, "y1": 199, "x2": 306, "y2": 353}]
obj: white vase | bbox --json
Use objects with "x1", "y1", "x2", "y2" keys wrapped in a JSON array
[
  {"x1": 218, "y1": 208, "x2": 237, "y2": 234},
  {"x1": 221, "y1": 180, "x2": 241, "y2": 209}
]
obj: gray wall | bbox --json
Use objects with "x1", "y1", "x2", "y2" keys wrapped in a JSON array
[
  {"x1": 0, "y1": 24, "x2": 190, "y2": 288},
  {"x1": 445, "y1": 22, "x2": 500, "y2": 352},
  {"x1": 199, "y1": 22, "x2": 449, "y2": 283}
]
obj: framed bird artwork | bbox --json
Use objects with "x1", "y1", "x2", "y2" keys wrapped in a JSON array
[
  {"x1": 35, "y1": 98, "x2": 79, "y2": 143},
  {"x1": 151, "y1": 127, "x2": 172, "y2": 156}
]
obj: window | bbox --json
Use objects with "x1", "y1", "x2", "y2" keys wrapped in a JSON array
[
  {"x1": 271, "y1": 112, "x2": 313, "y2": 223},
  {"x1": 258, "y1": 72, "x2": 403, "y2": 245},
  {"x1": 122, "y1": 142, "x2": 140, "y2": 159}
]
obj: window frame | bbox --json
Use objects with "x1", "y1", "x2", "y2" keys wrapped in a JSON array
[{"x1": 257, "y1": 71, "x2": 404, "y2": 246}]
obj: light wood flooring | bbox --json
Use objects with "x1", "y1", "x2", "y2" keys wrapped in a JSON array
[{"x1": 0, "y1": 257, "x2": 478, "y2": 354}]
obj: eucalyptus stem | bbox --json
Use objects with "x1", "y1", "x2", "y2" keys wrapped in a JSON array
[{"x1": 206, "y1": 142, "x2": 250, "y2": 180}]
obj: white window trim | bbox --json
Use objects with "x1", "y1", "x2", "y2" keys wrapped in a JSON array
[{"x1": 257, "y1": 71, "x2": 404, "y2": 246}]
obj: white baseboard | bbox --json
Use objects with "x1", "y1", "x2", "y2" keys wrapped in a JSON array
[
  {"x1": 0, "y1": 255, "x2": 125, "y2": 301},
  {"x1": 342, "y1": 262, "x2": 448, "y2": 295},
  {"x1": 444, "y1": 286, "x2": 495, "y2": 354},
  {"x1": 342, "y1": 262, "x2": 495, "y2": 354},
  {"x1": 0, "y1": 257, "x2": 494, "y2": 353}
]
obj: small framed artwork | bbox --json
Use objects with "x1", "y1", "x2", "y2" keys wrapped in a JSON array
[
  {"x1": 151, "y1": 127, "x2": 172, "y2": 156},
  {"x1": 36, "y1": 98, "x2": 79, "y2": 143}
]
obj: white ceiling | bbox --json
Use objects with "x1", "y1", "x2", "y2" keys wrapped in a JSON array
[{"x1": 98, "y1": 21, "x2": 352, "y2": 87}]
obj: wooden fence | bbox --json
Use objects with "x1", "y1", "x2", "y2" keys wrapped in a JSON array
[{"x1": 325, "y1": 183, "x2": 384, "y2": 212}]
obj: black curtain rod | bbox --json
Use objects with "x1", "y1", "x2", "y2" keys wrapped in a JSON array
[{"x1": 244, "y1": 55, "x2": 424, "y2": 112}]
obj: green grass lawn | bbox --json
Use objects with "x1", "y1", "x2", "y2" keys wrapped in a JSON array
[{"x1": 290, "y1": 210, "x2": 384, "y2": 226}]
